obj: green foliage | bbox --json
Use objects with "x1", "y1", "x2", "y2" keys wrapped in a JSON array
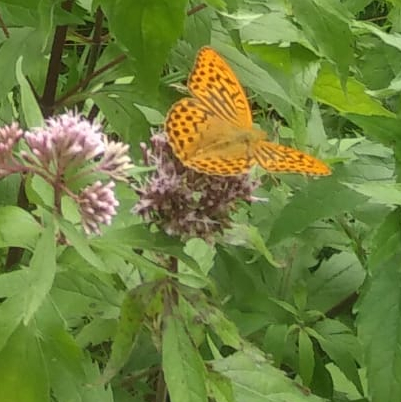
[{"x1": 1, "y1": 1, "x2": 401, "y2": 402}]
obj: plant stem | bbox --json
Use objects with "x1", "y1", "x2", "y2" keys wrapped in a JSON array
[
  {"x1": 0, "y1": 12, "x2": 9, "y2": 38},
  {"x1": 53, "y1": 53, "x2": 126, "y2": 108},
  {"x1": 41, "y1": 0, "x2": 75, "y2": 117},
  {"x1": 86, "y1": 7, "x2": 104, "y2": 81},
  {"x1": 187, "y1": 3, "x2": 207, "y2": 16}
]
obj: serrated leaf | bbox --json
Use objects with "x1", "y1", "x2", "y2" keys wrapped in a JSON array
[
  {"x1": 269, "y1": 179, "x2": 368, "y2": 244},
  {"x1": 357, "y1": 247, "x2": 401, "y2": 402},
  {"x1": 346, "y1": 114, "x2": 401, "y2": 148},
  {"x1": 307, "y1": 251, "x2": 365, "y2": 313},
  {"x1": 207, "y1": 371, "x2": 235, "y2": 402},
  {"x1": 206, "y1": 306, "x2": 242, "y2": 349},
  {"x1": 368, "y1": 210, "x2": 401, "y2": 270},
  {"x1": 215, "y1": 43, "x2": 297, "y2": 111},
  {"x1": 290, "y1": 0, "x2": 353, "y2": 84},
  {"x1": 354, "y1": 20, "x2": 401, "y2": 52},
  {"x1": 313, "y1": 64, "x2": 394, "y2": 117},
  {"x1": 162, "y1": 314, "x2": 207, "y2": 402},
  {"x1": 241, "y1": 12, "x2": 304, "y2": 45},
  {"x1": 309, "y1": 325, "x2": 363, "y2": 394},
  {"x1": 212, "y1": 351, "x2": 325, "y2": 401},
  {"x1": 92, "y1": 225, "x2": 200, "y2": 273},
  {"x1": 344, "y1": 182, "x2": 401, "y2": 205}
]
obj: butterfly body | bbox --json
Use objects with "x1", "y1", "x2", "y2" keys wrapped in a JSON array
[{"x1": 165, "y1": 47, "x2": 331, "y2": 177}]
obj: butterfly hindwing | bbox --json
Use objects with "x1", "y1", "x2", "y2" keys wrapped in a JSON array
[{"x1": 253, "y1": 141, "x2": 331, "y2": 176}]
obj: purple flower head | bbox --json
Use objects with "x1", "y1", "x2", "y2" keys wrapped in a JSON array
[
  {"x1": 24, "y1": 112, "x2": 105, "y2": 171},
  {"x1": 78, "y1": 181, "x2": 119, "y2": 234},
  {"x1": 98, "y1": 139, "x2": 134, "y2": 181},
  {"x1": 0, "y1": 123, "x2": 23, "y2": 177},
  {"x1": 133, "y1": 132, "x2": 260, "y2": 241}
]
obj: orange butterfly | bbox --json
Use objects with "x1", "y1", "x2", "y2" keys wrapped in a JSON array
[{"x1": 165, "y1": 47, "x2": 331, "y2": 176}]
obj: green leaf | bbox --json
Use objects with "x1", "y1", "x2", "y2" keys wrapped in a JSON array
[
  {"x1": 310, "y1": 321, "x2": 363, "y2": 394},
  {"x1": 58, "y1": 218, "x2": 106, "y2": 270},
  {"x1": 162, "y1": 314, "x2": 208, "y2": 402},
  {"x1": 92, "y1": 225, "x2": 200, "y2": 273},
  {"x1": 215, "y1": 43, "x2": 297, "y2": 112},
  {"x1": 357, "y1": 247, "x2": 401, "y2": 402},
  {"x1": 206, "y1": 306, "x2": 242, "y2": 349},
  {"x1": 0, "y1": 206, "x2": 42, "y2": 250},
  {"x1": 344, "y1": 182, "x2": 401, "y2": 205},
  {"x1": 91, "y1": 90, "x2": 150, "y2": 156},
  {"x1": 100, "y1": 0, "x2": 187, "y2": 98},
  {"x1": 0, "y1": 27, "x2": 45, "y2": 100},
  {"x1": 0, "y1": 270, "x2": 30, "y2": 298},
  {"x1": 207, "y1": 371, "x2": 235, "y2": 402},
  {"x1": 241, "y1": 12, "x2": 304, "y2": 45},
  {"x1": 313, "y1": 64, "x2": 394, "y2": 117},
  {"x1": 298, "y1": 329, "x2": 314, "y2": 386},
  {"x1": 212, "y1": 351, "x2": 325, "y2": 401},
  {"x1": 263, "y1": 324, "x2": 288, "y2": 368},
  {"x1": 289, "y1": 0, "x2": 353, "y2": 84},
  {"x1": 346, "y1": 114, "x2": 401, "y2": 148},
  {"x1": 224, "y1": 224, "x2": 282, "y2": 268},
  {"x1": 355, "y1": 20, "x2": 401, "y2": 52},
  {"x1": 368, "y1": 210, "x2": 401, "y2": 270},
  {"x1": 23, "y1": 223, "x2": 57, "y2": 324},
  {"x1": 0, "y1": 297, "x2": 25, "y2": 353},
  {"x1": 0, "y1": 324, "x2": 49, "y2": 402},
  {"x1": 15, "y1": 56, "x2": 43, "y2": 127},
  {"x1": 269, "y1": 179, "x2": 368, "y2": 244},
  {"x1": 102, "y1": 283, "x2": 153, "y2": 382},
  {"x1": 307, "y1": 251, "x2": 365, "y2": 313}
]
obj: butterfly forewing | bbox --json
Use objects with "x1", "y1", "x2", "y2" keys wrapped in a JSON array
[
  {"x1": 165, "y1": 98, "x2": 214, "y2": 160},
  {"x1": 188, "y1": 47, "x2": 253, "y2": 128}
]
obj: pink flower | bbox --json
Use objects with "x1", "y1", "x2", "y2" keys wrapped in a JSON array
[
  {"x1": 78, "y1": 181, "x2": 119, "y2": 234},
  {"x1": 133, "y1": 133, "x2": 260, "y2": 241},
  {"x1": 99, "y1": 139, "x2": 133, "y2": 181},
  {"x1": 24, "y1": 112, "x2": 105, "y2": 171},
  {"x1": 0, "y1": 123, "x2": 23, "y2": 177}
]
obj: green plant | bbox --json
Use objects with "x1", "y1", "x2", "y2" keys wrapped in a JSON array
[{"x1": 0, "y1": 1, "x2": 400, "y2": 402}]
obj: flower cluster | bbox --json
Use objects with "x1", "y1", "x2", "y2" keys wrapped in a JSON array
[
  {"x1": 133, "y1": 132, "x2": 260, "y2": 241},
  {"x1": 0, "y1": 112, "x2": 133, "y2": 234}
]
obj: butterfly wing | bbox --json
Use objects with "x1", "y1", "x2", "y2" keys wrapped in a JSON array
[
  {"x1": 187, "y1": 47, "x2": 253, "y2": 129},
  {"x1": 165, "y1": 97, "x2": 255, "y2": 175},
  {"x1": 253, "y1": 140, "x2": 331, "y2": 176}
]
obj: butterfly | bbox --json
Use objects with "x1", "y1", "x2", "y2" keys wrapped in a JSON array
[{"x1": 165, "y1": 46, "x2": 331, "y2": 177}]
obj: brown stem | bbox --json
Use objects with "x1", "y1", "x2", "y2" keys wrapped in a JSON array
[
  {"x1": 41, "y1": 0, "x2": 75, "y2": 117},
  {"x1": 0, "y1": 13, "x2": 9, "y2": 38},
  {"x1": 326, "y1": 292, "x2": 358, "y2": 318},
  {"x1": 86, "y1": 7, "x2": 104, "y2": 81},
  {"x1": 154, "y1": 370, "x2": 167, "y2": 402},
  {"x1": 53, "y1": 53, "x2": 127, "y2": 108},
  {"x1": 187, "y1": 3, "x2": 207, "y2": 16}
]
